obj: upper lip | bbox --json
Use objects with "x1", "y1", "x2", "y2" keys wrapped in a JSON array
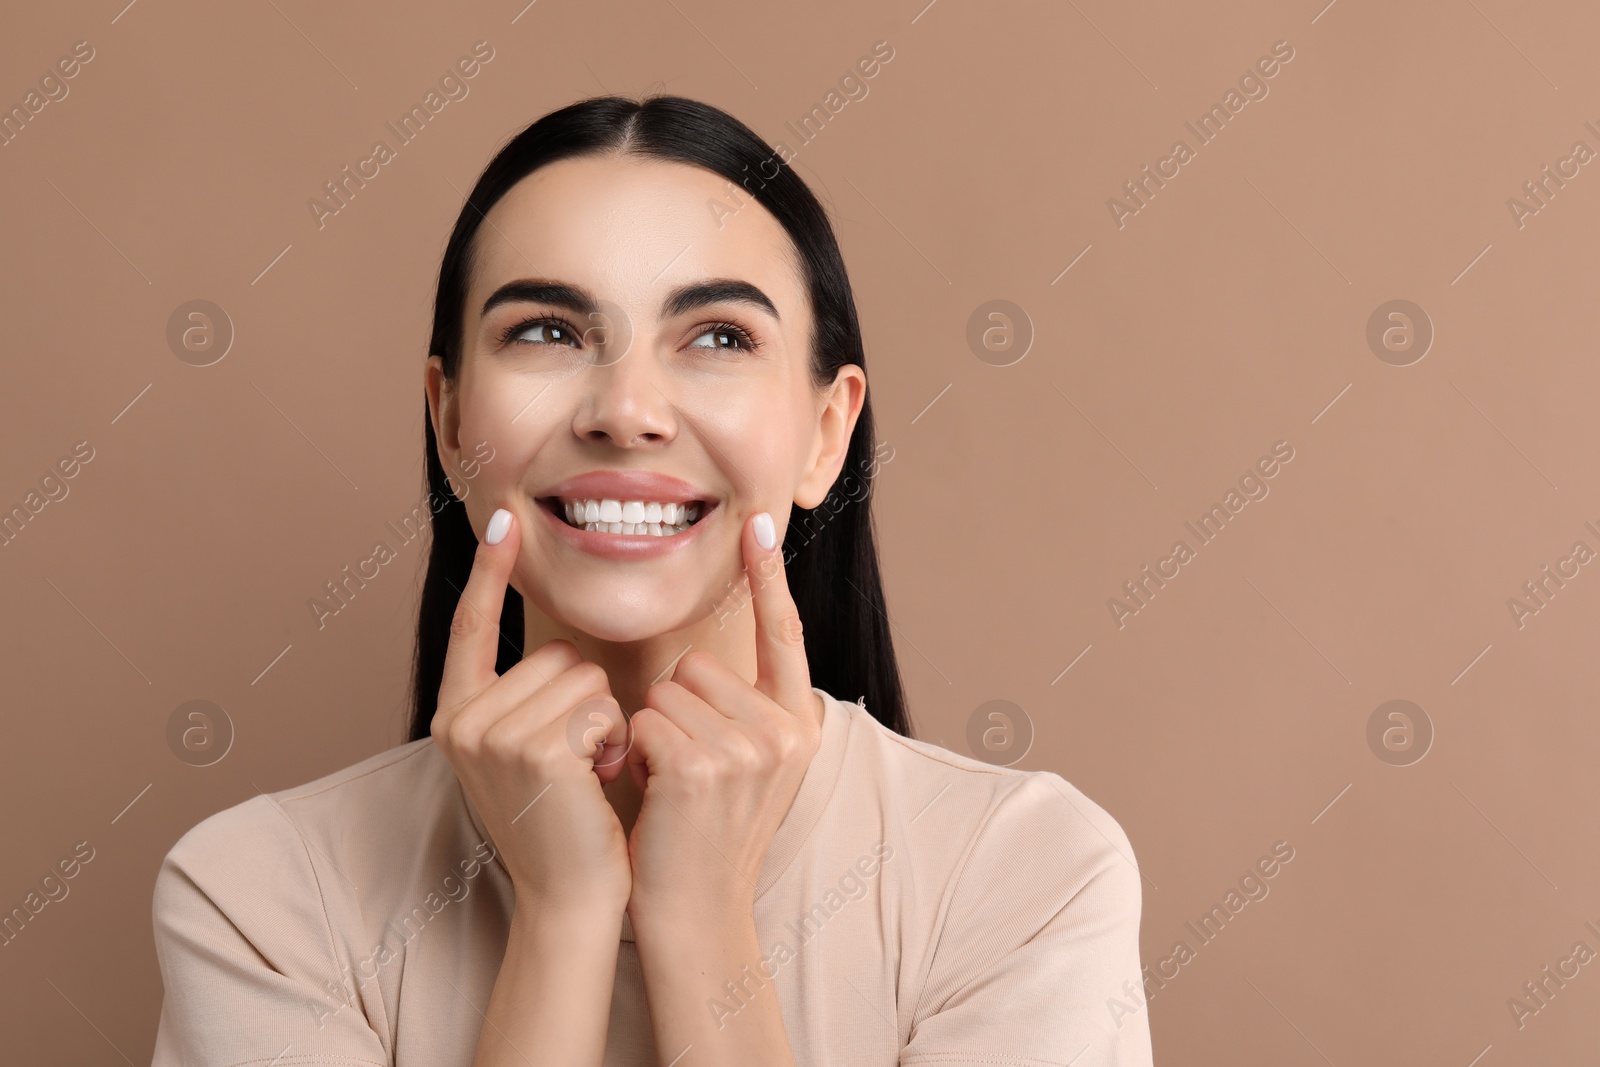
[{"x1": 541, "y1": 470, "x2": 714, "y2": 504}]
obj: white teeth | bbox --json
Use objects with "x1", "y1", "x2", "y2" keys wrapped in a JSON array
[{"x1": 554, "y1": 497, "x2": 709, "y2": 537}]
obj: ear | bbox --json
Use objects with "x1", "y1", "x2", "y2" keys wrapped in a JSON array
[
  {"x1": 424, "y1": 354, "x2": 462, "y2": 478},
  {"x1": 795, "y1": 364, "x2": 867, "y2": 509}
]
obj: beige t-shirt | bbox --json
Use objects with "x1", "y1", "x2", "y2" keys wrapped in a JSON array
[{"x1": 150, "y1": 686, "x2": 1155, "y2": 1066}]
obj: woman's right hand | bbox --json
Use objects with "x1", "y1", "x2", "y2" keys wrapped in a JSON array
[{"x1": 431, "y1": 507, "x2": 632, "y2": 915}]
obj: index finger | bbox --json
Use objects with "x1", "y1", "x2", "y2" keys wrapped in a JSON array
[
  {"x1": 743, "y1": 510, "x2": 815, "y2": 720},
  {"x1": 436, "y1": 507, "x2": 521, "y2": 721}
]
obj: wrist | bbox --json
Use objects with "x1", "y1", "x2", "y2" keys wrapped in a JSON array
[
  {"x1": 627, "y1": 890, "x2": 756, "y2": 937},
  {"x1": 513, "y1": 912, "x2": 625, "y2": 964},
  {"x1": 513, "y1": 888, "x2": 628, "y2": 931}
]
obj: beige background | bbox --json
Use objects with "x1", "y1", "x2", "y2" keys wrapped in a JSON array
[{"x1": 2, "y1": 0, "x2": 1597, "y2": 1062}]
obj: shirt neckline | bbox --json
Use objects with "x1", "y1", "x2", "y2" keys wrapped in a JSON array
[{"x1": 459, "y1": 685, "x2": 852, "y2": 942}]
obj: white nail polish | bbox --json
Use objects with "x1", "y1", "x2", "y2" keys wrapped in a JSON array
[
  {"x1": 753, "y1": 511, "x2": 776, "y2": 550},
  {"x1": 486, "y1": 508, "x2": 512, "y2": 545}
]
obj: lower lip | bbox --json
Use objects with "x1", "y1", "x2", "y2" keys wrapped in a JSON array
[{"x1": 538, "y1": 500, "x2": 715, "y2": 560}]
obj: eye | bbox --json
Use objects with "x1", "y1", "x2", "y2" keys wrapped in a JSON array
[
  {"x1": 500, "y1": 316, "x2": 583, "y2": 348},
  {"x1": 686, "y1": 321, "x2": 761, "y2": 352}
]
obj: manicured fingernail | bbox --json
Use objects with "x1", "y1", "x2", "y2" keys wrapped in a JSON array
[
  {"x1": 486, "y1": 508, "x2": 512, "y2": 545},
  {"x1": 753, "y1": 511, "x2": 776, "y2": 550}
]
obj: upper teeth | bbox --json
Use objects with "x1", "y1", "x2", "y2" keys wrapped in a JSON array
[{"x1": 561, "y1": 498, "x2": 702, "y2": 535}]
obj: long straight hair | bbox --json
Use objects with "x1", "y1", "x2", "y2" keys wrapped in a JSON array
[{"x1": 407, "y1": 94, "x2": 911, "y2": 742}]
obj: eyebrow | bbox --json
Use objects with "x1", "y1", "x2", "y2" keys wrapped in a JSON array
[{"x1": 479, "y1": 277, "x2": 781, "y2": 323}]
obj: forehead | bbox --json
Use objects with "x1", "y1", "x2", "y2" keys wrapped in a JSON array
[{"x1": 467, "y1": 154, "x2": 804, "y2": 321}]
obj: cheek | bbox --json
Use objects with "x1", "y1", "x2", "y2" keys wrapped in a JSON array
[
  {"x1": 462, "y1": 370, "x2": 544, "y2": 434},
  {"x1": 450, "y1": 387, "x2": 545, "y2": 505},
  {"x1": 684, "y1": 383, "x2": 808, "y2": 499},
  {"x1": 458, "y1": 364, "x2": 563, "y2": 445}
]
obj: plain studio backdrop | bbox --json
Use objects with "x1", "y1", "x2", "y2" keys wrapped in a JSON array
[{"x1": 2, "y1": 0, "x2": 1598, "y2": 1063}]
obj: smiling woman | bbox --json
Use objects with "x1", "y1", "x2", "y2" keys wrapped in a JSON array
[{"x1": 148, "y1": 94, "x2": 1153, "y2": 1067}]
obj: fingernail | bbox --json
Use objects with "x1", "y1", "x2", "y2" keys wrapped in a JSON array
[
  {"x1": 486, "y1": 508, "x2": 512, "y2": 545},
  {"x1": 753, "y1": 511, "x2": 776, "y2": 550}
]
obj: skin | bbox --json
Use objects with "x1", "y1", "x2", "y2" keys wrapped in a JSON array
[{"x1": 424, "y1": 152, "x2": 866, "y2": 1067}]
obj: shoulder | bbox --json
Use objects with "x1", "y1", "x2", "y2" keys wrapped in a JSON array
[
  {"x1": 832, "y1": 693, "x2": 1142, "y2": 906},
  {"x1": 153, "y1": 738, "x2": 456, "y2": 920},
  {"x1": 850, "y1": 705, "x2": 1155, "y2": 1063},
  {"x1": 148, "y1": 745, "x2": 443, "y2": 1064}
]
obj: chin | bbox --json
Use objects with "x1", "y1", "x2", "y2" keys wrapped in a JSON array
[{"x1": 542, "y1": 590, "x2": 710, "y2": 646}]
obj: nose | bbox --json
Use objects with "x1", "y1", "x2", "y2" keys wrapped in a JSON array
[{"x1": 569, "y1": 343, "x2": 678, "y2": 448}]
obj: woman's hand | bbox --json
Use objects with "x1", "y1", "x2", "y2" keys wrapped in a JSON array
[
  {"x1": 623, "y1": 511, "x2": 824, "y2": 919},
  {"x1": 431, "y1": 507, "x2": 634, "y2": 915}
]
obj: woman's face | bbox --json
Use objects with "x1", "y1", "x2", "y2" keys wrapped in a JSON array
[{"x1": 426, "y1": 153, "x2": 863, "y2": 644}]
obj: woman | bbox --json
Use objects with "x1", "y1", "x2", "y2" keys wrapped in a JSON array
[{"x1": 150, "y1": 94, "x2": 1154, "y2": 1066}]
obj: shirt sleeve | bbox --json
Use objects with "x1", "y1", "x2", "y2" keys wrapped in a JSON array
[
  {"x1": 899, "y1": 771, "x2": 1154, "y2": 1067},
  {"x1": 149, "y1": 793, "x2": 391, "y2": 1067}
]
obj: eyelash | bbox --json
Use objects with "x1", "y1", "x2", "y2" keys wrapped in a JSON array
[{"x1": 497, "y1": 315, "x2": 763, "y2": 353}]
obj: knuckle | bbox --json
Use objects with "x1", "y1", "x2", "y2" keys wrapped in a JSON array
[
  {"x1": 445, "y1": 718, "x2": 482, "y2": 760},
  {"x1": 760, "y1": 730, "x2": 792, "y2": 766},
  {"x1": 763, "y1": 717, "x2": 813, "y2": 763},
  {"x1": 535, "y1": 638, "x2": 581, "y2": 668},
  {"x1": 567, "y1": 660, "x2": 608, "y2": 690},
  {"x1": 777, "y1": 728, "x2": 811, "y2": 764},
  {"x1": 731, "y1": 738, "x2": 765, "y2": 773},
  {"x1": 479, "y1": 721, "x2": 517, "y2": 761},
  {"x1": 767, "y1": 610, "x2": 805, "y2": 648},
  {"x1": 679, "y1": 753, "x2": 715, "y2": 786},
  {"x1": 483, "y1": 719, "x2": 560, "y2": 773},
  {"x1": 678, "y1": 649, "x2": 716, "y2": 676},
  {"x1": 449, "y1": 599, "x2": 479, "y2": 640}
]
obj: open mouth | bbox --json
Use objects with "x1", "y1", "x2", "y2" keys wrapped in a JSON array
[{"x1": 538, "y1": 496, "x2": 713, "y2": 537}]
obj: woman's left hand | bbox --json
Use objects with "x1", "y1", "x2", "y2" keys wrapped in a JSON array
[{"x1": 623, "y1": 510, "x2": 824, "y2": 920}]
